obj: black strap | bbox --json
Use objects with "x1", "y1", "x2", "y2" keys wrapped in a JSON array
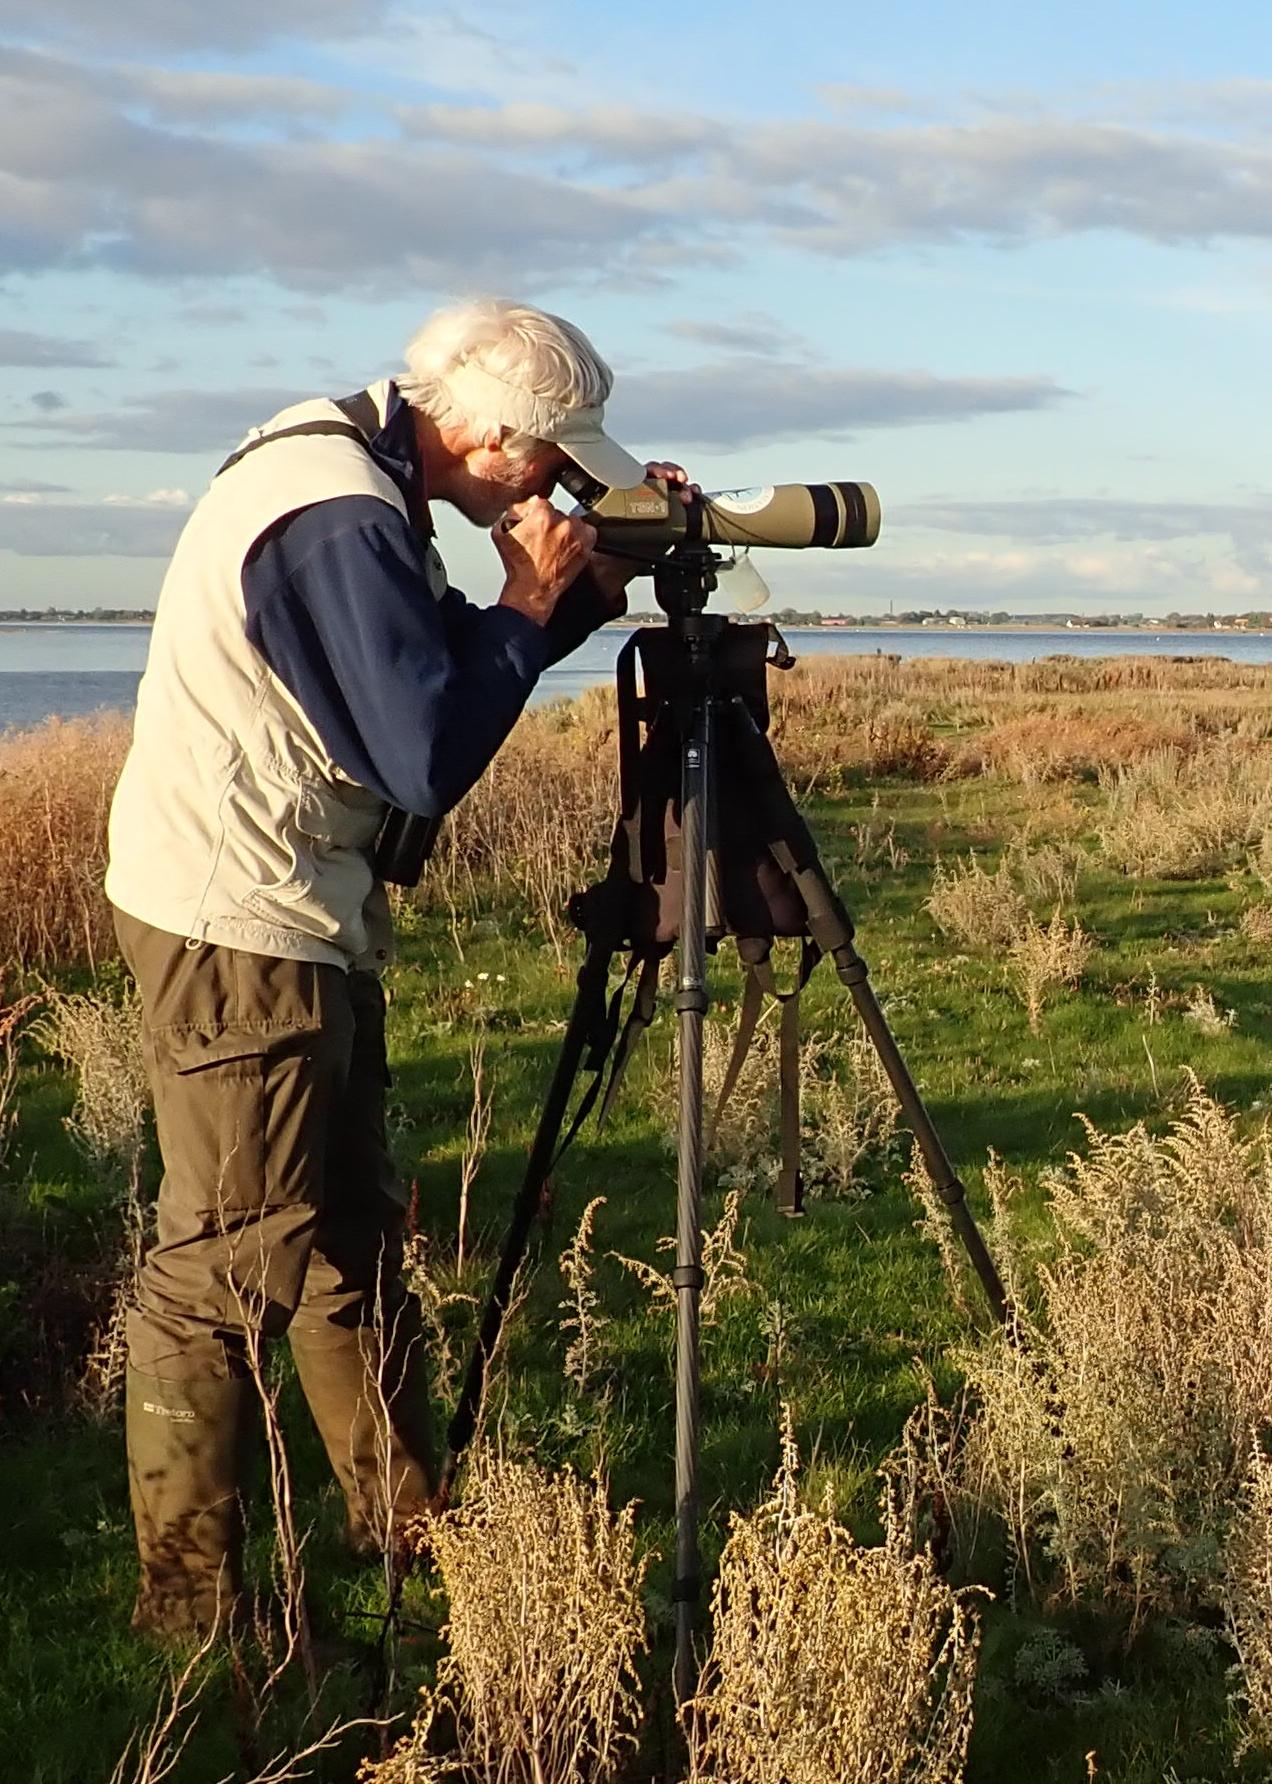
[
  {"x1": 597, "y1": 951, "x2": 662, "y2": 1129},
  {"x1": 334, "y1": 388, "x2": 383, "y2": 440},
  {"x1": 766, "y1": 622, "x2": 795, "y2": 670},
  {"x1": 215, "y1": 388, "x2": 390, "y2": 479},
  {"x1": 615, "y1": 633, "x2": 644, "y2": 883},
  {"x1": 548, "y1": 956, "x2": 640, "y2": 1169}
]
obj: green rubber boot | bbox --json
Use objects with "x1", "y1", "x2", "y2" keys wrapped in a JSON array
[
  {"x1": 125, "y1": 1367, "x2": 256, "y2": 1639},
  {"x1": 289, "y1": 1300, "x2": 436, "y2": 1558}
]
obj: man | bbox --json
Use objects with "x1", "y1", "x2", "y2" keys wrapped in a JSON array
[{"x1": 106, "y1": 297, "x2": 690, "y2": 1637}]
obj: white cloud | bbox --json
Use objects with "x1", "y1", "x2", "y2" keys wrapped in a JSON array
[
  {"x1": 101, "y1": 487, "x2": 190, "y2": 506},
  {"x1": 893, "y1": 497, "x2": 1271, "y2": 545},
  {"x1": 0, "y1": 0, "x2": 390, "y2": 53},
  {"x1": 0, "y1": 494, "x2": 188, "y2": 555},
  {"x1": 2, "y1": 52, "x2": 1271, "y2": 292},
  {"x1": 0, "y1": 327, "x2": 111, "y2": 367},
  {"x1": 609, "y1": 360, "x2": 1070, "y2": 448},
  {"x1": 6, "y1": 387, "x2": 308, "y2": 453}
]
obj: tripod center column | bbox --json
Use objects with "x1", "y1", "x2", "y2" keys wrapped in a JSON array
[{"x1": 671, "y1": 615, "x2": 717, "y2": 1707}]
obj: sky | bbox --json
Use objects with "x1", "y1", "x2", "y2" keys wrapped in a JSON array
[{"x1": 0, "y1": 0, "x2": 1269, "y2": 616}]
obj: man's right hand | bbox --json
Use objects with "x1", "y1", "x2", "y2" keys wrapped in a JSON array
[{"x1": 493, "y1": 497, "x2": 597, "y2": 626}]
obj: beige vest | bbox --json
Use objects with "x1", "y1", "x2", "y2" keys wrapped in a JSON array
[{"x1": 106, "y1": 381, "x2": 438, "y2": 971}]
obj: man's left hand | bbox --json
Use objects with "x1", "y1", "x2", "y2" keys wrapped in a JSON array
[{"x1": 588, "y1": 460, "x2": 700, "y2": 614}]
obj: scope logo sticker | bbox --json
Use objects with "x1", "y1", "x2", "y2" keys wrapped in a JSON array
[{"x1": 709, "y1": 486, "x2": 776, "y2": 516}]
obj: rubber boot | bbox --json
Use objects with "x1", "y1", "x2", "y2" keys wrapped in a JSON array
[
  {"x1": 125, "y1": 1367, "x2": 256, "y2": 1639},
  {"x1": 289, "y1": 1298, "x2": 436, "y2": 1558}
]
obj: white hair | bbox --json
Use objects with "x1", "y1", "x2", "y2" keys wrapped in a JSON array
[{"x1": 398, "y1": 297, "x2": 613, "y2": 458}]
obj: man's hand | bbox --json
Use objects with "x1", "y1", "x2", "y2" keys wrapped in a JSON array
[
  {"x1": 494, "y1": 497, "x2": 597, "y2": 626},
  {"x1": 588, "y1": 458, "x2": 701, "y2": 614}
]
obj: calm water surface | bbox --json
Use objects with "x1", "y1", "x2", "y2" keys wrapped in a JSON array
[{"x1": 5, "y1": 619, "x2": 1272, "y2": 734}]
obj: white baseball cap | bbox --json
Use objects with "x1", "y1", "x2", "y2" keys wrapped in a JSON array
[{"x1": 445, "y1": 360, "x2": 647, "y2": 491}]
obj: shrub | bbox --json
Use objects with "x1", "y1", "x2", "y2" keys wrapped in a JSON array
[
  {"x1": 368, "y1": 1449, "x2": 647, "y2": 1784},
  {"x1": 959, "y1": 1081, "x2": 1272, "y2": 1626},
  {"x1": 924, "y1": 854, "x2": 1027, "y2": 951},
  {"x1": 686, "y1": 1411, "x2": 983, "y2": 1784},
  {"x1": 1007, "y1": 910, "x2": 1093, "y2": 1032},
  {"x1": 665, "y1": 1010, "x2": 899, "y2": 1202},
  {"x1": 30, "y1": 985, "x2": 148, "y2": 1165}
]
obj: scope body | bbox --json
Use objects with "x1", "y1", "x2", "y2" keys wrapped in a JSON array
[{"x1": 565, "y1": 473, "x2": 881, "y2": 555}]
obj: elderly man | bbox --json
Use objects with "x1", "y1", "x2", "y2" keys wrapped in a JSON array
[{"x1": 106, "y1": 297, "x2": 687, "y2": 1637}]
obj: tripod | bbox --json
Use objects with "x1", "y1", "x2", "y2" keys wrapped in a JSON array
[{"x1": 438, "y1": 543, "x2": 1008, "y2": 1706}]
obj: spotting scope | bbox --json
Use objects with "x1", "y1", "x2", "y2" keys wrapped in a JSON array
[{"x1": 559, "y1": 466, "x2": 881, "y2": 557}]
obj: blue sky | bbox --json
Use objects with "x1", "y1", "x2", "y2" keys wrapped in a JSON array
[{"x1": 0, "y1": 0, "x2": 1268, "y2": 615}]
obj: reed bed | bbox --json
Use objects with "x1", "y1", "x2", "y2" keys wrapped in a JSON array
[
  {"x1": 8, "y1": 649, "x2": 1272, "y2": 974},
  {"x1": 0, "y1": 713, "x2": 129, "y2": 975}
]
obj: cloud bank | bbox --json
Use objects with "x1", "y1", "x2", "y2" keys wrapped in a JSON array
[{"x1": 1, "y1": 51, "x2": 1270, "y2": 294}]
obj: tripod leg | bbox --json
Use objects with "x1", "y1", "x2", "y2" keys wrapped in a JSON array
[
  {"x1": 830, "y1": 943, "x2": 1007, "y2": 1323},
  {"x1": 673, "y1": 695, "x2": 711, "y2": 1709},
  {"x1": 437, "y1": 932, "x2": 619, "y2": 1505},
  {"x1": 728, "y1": 702, "x2": 1009, "y2": 1325}
]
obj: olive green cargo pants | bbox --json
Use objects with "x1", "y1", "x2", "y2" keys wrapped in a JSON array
[{"x1": 114, "y1": 910, "x2": 435, "y2": 1634}]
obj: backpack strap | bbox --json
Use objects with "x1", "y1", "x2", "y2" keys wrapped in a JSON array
[
  {"x1": 615, "y1": 632, "x2": 644, "y2": 883},
  {"x1": 707, "y1": 964, "x2": 766, "y2": 1152},
  {"x1": 215, "y1": 389, "x2": 387, "y2": 478},
  {"x1": 709, "y1": 939, "x2": 819, "y2": 1214},
  {"x1": 597, "y1": 951, "x2": 662, "y2": 1129}
]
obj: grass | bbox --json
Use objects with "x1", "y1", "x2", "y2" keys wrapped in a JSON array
[{"x1": 6, "y1": 655, "x2": 1272, "y2": 1778}]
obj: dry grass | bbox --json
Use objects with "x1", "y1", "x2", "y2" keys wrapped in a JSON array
[
  {"x1": 685, "y1": 1408, "x2": 983, "y2": 1784},
  {"x1": 925, "y1": 854, "x2": 1028, "y2": 951},
  {"x1": 367, "y1": 1448, "x2": 647, "y2": 1784},
  {"x1": 558, "y1": 1196, "x2": 609, "y2": 1395},
  {"x1": 0, "y1": 713, "x2": 130, "y2": 973},
  {"x1": 8, "y1": 655, "x2": 1272, "y2": 979},
  {"x1": 1007, "y1": 910, "x2": 1093, "y2": 1032},
  {"x1": 666, "y1": 1006, "x2": 899, "y2": 1202},
  {"x1": 959, "y1": 711, "x2": 1196, "y2": 784},
  {"x1": 957, "y1": 1079, "x2": 1272, "y2": 1625},
  {"x1": 401, "y1": 1232, "x2": 480, "y2": 1411},
  {"x1": 1240, "y1": 902, "x2": 1272, "y2": 945},
  {"x1": 797, "y1": 1028, "x2": 899, "y2": 1200},
  {"x1": 422, "y1": 693, "x2": 617, "y2": 955},
  {"x1": 611, "y1": 1185, "x2": 756, "y2": 1327},
  {"x1": 30, "y1": 983, "x2": 149, "y2": 1164},
  {"x1": 0, "y1": 991, "x2": 41, "y2": 1173},
  {"x1": 1096, "y1": 745, "x2": 1272, "y2": 879},
  {"x1": 1223, "y1": 1447, "x2": 1272, "y2": 1752}
]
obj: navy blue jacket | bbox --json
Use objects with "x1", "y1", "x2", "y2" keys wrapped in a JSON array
[{"x1": 242, "y1": 389, "x2": 611, "y2": 818}]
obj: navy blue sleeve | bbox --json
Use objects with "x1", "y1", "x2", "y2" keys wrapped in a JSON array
[
  {"x1": 540, "y1": 568, "x2": 618, "y2": 666},
  {"x1": 243, "y1": 495, "x2": 550, "y2": 817},
  {"x1": 433, "y1": 555, "x2": 616, "y2": 668}
]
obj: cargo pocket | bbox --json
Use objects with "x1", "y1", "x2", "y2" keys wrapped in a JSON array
[{"x1": 151, "y1": 1029, "x2": 273, "y2": 1219}]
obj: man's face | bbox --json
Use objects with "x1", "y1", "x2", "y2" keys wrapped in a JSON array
[{"x1": 446, "y1": 439, "x2": 569, "y2": 527}]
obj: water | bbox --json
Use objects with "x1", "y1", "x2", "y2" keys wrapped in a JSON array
[{"x1": 5, "y1": 619, "x2": 1272, "y2": 733}]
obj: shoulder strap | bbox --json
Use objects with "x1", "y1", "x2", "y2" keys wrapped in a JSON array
[{"x1": 215, "y1": 390, "x2": 382, "y2": 478}]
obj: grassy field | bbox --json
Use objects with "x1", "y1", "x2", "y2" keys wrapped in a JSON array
[{"x1": 5, "y1": 652, "x2": 1272, "y2": 1781}]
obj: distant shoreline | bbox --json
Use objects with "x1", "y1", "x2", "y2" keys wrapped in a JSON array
[{"x1": 5, "y1": 615, "x2": 1272, "y2": 641}]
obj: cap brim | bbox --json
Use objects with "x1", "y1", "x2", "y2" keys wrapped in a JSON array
[{"x1": 555, "y1": 427, "x2": 648, "y2": 492}]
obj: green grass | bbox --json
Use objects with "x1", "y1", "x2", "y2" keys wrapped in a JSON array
[{"x1": 4, "y1": 773, "x2": 1272, "y2": 1781}]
